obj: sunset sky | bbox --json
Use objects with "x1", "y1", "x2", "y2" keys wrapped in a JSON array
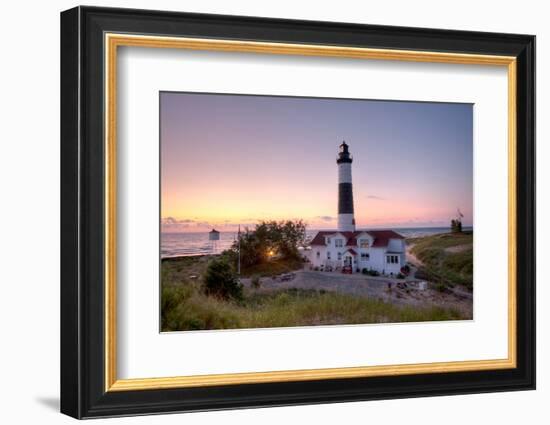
[{"x1": 160, "y1": 92, "x2": 473, "y2": 233}]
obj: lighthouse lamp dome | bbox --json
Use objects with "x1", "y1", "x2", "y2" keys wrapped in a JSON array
[{"x1": 337, "y1": 140, "x2": 353, "y2": 164}]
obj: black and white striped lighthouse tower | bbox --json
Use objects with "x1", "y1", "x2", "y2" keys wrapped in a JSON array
[{"x1": 337, "y1": 141, "x2": 356, "y2": 232}]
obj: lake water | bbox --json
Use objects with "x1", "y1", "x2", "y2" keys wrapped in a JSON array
[{"x1": 161, "y1": 226, "x2": 472, "y2": 258}]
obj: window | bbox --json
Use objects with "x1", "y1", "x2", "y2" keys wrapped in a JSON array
[
  {"x1": 359, "y1": 239, "x2": 369, "y2": 248},
  {"x1": 327, "y1": 251, "x2": 331, "y2": 260},
  {"x1": 335, "y1": 239, "x2": 343, "y2": 248},
  {"x1": 337, "y1": 252, "x2": 342, "y2": 260},
  {"x1": 361, "y1": 253, "x2": 370, "y2": 260},
  {"x1": 386, "y1": 255, "x2": 399, "y2": 264},
  {"x1": 326, "y1": 237, "x2": 331, "y2": 244},
  {"x1": 316, "y1": 251, "x2": 320, "y2": 259}
]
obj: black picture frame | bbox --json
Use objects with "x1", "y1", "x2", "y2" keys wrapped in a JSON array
[{"x1": 61, "y1": 5, "x2": 535, "y2": 419}]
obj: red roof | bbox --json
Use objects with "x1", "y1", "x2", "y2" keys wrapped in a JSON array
[
  {"x1": 345, "y1": 234, "x2": 357, "y2": 246},
  {"x1": 346, "y1": 248, "x2": 358, "y2": 256},
  {"x1": 309, "y1": 229, "x2": 403, "y2": 247},
  {"x1": 368, "y1": 230, "x2": 405, "y2": 247},
  {"x1": 310, "y1": 231, "x2": 334, "y2": 246}
]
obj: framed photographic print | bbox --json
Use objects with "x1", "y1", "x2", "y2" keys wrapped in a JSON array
[{"x1": 60, "y1": 6, "x2": 535, "y2": 419}]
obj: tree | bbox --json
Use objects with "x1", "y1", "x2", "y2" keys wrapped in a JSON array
[
  {"x1": 451, "y1": 208, "x2": 464, "y2": 233},
  {"x1": 269, "y1": 220, "x2": 306, "y2": 259},
  {"x1": 451, "y1": 218, "x2": 463, "y2": 233},
  {"x1": 229, "y1": 220, "x2": 307, "y2": 268},
  {"x1": 234, "y1": 229, "x2": 268, "y2": 268},
  {"x1": 203, "y1": 257, "x2": 243, "y2": 300}
]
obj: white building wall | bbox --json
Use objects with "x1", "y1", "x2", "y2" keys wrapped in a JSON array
[
  {"x1": 356, "y1": 253, "x2": 372, "y2": 271},
  {"x1": 384, "y1": 256, "x2": 402, "y2": 274},
  {"x1": 309, "y1": 246, "x2": 325, "y2": 268},
  {"x1": 388, "y1": 238, "x2": 405, "y2": 252},
  {"x1": 367, "y1": 248, "x2": 387, "y2": 273}
]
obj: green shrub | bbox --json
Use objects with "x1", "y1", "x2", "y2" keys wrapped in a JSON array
[
  {"x1": 433, "y1": 282, "x2": 448, "y2": 293},
  {"x1": 396, "y1": 273, "x2": 405, "y2": 279},
  {"x1": 203, "y1": 257, "x2": 243, "y2": 300},
  {"x1": 361, "y1": 268, "x2": 381, "y2": 276}
]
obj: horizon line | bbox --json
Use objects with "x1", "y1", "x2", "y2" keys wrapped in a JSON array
[{"x1": 161, "y1": 224, "x2": 474, "y2": 234}]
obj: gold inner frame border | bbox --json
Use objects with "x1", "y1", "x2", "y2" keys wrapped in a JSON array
[{"x1": 104, "y1": 33, "x2": 517, "y2": 392}]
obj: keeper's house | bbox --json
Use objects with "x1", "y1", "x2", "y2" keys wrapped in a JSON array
[
  {"x1": 308, "y1": 141, "x2": 406, "y2": 274},
  {"x1": 309, "y1": 230, "x2": 405, "y2": 274}
]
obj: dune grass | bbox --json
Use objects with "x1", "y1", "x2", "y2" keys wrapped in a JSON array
[
  {"x1": 161, "y1": 284, "x2": 464, "y2": 331},
  {"x1": 161, "y1": 254, "x2": 303, "y2": 281},
  {"x1": 161, "y1": 256, "x2": 466, "y2": 332},
  {"x1": 410, "y1": 232, "x2": 473, "y2": 290}
]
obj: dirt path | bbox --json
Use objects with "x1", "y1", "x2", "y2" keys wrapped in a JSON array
[{"x1": 405, "y1": 243, "x2": 423, "y2": 267}]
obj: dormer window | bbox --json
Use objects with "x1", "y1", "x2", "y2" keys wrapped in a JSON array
[
  {"x1": 359, "y1": 239, "x2": 369, "y2": 248},
  {"x1": 326, "y1": 237, "x2": 331, "y2": 245},
  {"x1": 335, "y1": 239, "x2": 343, "y2": 247}
]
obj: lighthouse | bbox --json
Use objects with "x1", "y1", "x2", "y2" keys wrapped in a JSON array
[
  {"x1": 308, "y1": 141, "x2": 406, "y2": 273},
  {"x1": 337, "y1": 141, "x2": 356, "y2": 232}
]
